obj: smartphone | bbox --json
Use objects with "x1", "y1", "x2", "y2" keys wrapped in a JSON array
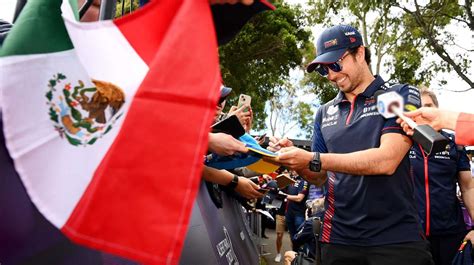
[
  {"x1": 238, "y1": 94, "x2": 251, "y2": 112},
  {"x1": 211, "y1": 114, "x2": 245, "y2": 139},
  {"x1": 256, "y1": 133, "x2": 267, "y2": 141},
  {"x1": 275, "y1": 174, "x2": 296, "y2": 189}
]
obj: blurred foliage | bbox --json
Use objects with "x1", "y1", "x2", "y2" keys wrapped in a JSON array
[
  {"x1": 219, "y1": 1, "x2": 313, "y2": 131},
  {"x1": 115, "y1": 0, "x2": 139, "y2": 18},
  {"x1": 110, "y1": 0, "x2": 473, "y2": 138},
  {"x1": 267, "y1": 82, "x2": 315, "y2": 138},
  {"x1": 394, "y1": 0, "x2": 473, "y2": 90},
  {"x1": 305, "y1": 0, "x2": 473, "y2": 93}
]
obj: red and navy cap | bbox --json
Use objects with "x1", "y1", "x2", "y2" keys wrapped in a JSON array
[
  {"x1": 307, "y1": 24, "x2": 363, "y2": 73},
  {"x1": 220, "y1": 85, "x2": 232, "y2": 99}
]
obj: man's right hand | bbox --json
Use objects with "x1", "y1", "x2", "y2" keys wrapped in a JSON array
[
  {"x1": 277, "y1": 147, "x2": 313, "y2": 171},
  {"x1": 208, "y1": 132, "x2": 248, "y2": 156},
  {"x1": 267, "y1": 136, "x2": 293, "y2": 152}
]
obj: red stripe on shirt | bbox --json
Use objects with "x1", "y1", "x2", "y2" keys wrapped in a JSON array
[{"x1": 322, "y1": 172, "x2": 336, "y2": 243}]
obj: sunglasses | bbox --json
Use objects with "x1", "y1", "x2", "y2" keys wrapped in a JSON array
[{"x1": 314, "y1": 53, "x2": 350, "y2": 77}]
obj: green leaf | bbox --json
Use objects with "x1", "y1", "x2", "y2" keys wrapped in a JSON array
[
  {"x1": 218, "y1": 2, "x2": 312, "y2": 130},
  {"x1": 88, "y1": 138, "x2": 98, "y2": 145},
  {"x1": 63, "y1": 89, "x2": 71, "y2": 98},
  {"x1": 70, "y1": 108, "x2": 82, "y2": 121},
  {"x1": 57, "y1": 73, "x2": 66, "y2": 80},
  {"x1": 65, "y1": 134, "x2": 82, "y2": 146},
  {"x1": 49, "y1": 107, "x2": 58, "y2": 123},
  {"x1": 46, "y1": 90, "x2": 53, "y2": 101},
  {"x1": 104, "y1": 125, "x2": 113, "y2": 134}
]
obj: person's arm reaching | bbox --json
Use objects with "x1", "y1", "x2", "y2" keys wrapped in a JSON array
[
  {"x1": 398, "y1": 107, "x2": 459, "y2": 132},
  {"x1": 202, "y1": 166, "x2": 263, "y2": 199},
  {"x1": 278, "y1": 132, "x2": 412, "y2": 176},
  {"x1": 455, "y1": 112, "x2": 474, "y2": 146},
  {"x1": 208, "y1": 132, "x2": 248, "y2": 156},
  {"x1": 399, "y1": 108, "x2": 474, "y2": 145},
  {"x1": 268, "y1": 135, "x2": 327, "y2": 186},
  {"x1": 280, "y1": 192, "x2": 305, "y2": 203}
]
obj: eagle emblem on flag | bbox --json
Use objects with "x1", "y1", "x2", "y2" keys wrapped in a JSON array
[{"x1": 45, "y1": 73, "x2": 125, "y2": 146}]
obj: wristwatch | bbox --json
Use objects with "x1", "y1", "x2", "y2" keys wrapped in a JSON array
[
  {"x1": 309, "y1": 152, "x2": 321, "y2": 172},
  {"x1": 226, "y1": 175, "x2": 239, "y2": 190}
]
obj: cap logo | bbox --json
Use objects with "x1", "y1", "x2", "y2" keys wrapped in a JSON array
[
  {"x1": 324, "y1": 39, "x2": 338, "y2": 48},
  {"x1": 344, "y1": 31, "x2": 356, "y2": 36},
  {"x1": 349, "y1": 37, "x2": 356, "y2": 43}
]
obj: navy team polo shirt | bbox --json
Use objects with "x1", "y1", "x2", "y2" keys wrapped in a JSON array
[
  {"x1": 286, "y1": 177, "x2": 309, "y2": 217},
  {"x1": 312, "y1": 75, "x2": 424, "y2": 246},
  {"x1": 410, "y1": 132, "x2": 471, "y2": 236}
]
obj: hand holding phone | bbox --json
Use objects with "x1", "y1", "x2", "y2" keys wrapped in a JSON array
[
  {"x1": 228, "y1": 101, "x2": 253, "y2": 132},
  {"x1": 254, "y1": 133, "x2": 266, "y2": 145},
  {"x1": 257, "y1": 133, "x2": 267, "y2": 141},
  {"x1": 238, "y1": 94, "x2": 251, "y2": 112}
]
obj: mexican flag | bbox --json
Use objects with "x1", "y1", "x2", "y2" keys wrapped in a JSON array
[{"x1": 0, "y1": 0, "x2": 220, "y2": 264}]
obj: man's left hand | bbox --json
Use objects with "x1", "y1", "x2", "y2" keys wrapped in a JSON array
[{"x1": 277, "y1": 147, "x2": 313, "y2": 171}]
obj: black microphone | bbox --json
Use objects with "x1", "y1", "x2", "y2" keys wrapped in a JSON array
[{"x1": 375, "y1": 90, "x2": 449, "y2": 155}]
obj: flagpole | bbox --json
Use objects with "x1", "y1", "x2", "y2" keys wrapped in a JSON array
[
  {"x1": 13, "y1": 0, "x2": 27, "y2": 23},
  {"x1": 99, "y1": 0, "x2": 116, "y2": 20}
]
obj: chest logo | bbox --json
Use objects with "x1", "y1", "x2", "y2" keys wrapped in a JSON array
[{"x1": 327, "y1": 105, "x2": 339, "y2": 115}]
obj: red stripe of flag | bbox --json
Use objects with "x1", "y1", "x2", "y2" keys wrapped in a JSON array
[
  {"x1": 63, "y1": 0, "x2": 221, "y2": 264},
  {"x1": 113, "y1": 0, "x2": 181, "y2": 66}
]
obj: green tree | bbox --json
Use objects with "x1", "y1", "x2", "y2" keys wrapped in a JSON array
[
  {"x1": 219, "y1": 2, "x2": 312, "y2": 130},
  {"x1": 267, "y1": 82, "x2": 315, "y2": 138},
  {"x1": 394, "y1": 0, "x2": 473, "y2": 90},
  {"x1": 115, "y1": 0, "x2": 139, "y2": 18},
  {"x1": 306, "y1": 0, "x2": 473, "y2": 93},
  {"x1": 301, "y1": 73, "x2": 339, "y2": 105}
]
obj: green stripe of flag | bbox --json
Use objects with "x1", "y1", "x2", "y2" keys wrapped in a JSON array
[
  {"x1": 0, "y1": 0, "x2": 74, "y2": 57},
  {"x1": 67, "y1": 0, "x2": 80, "y2": 22}
]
